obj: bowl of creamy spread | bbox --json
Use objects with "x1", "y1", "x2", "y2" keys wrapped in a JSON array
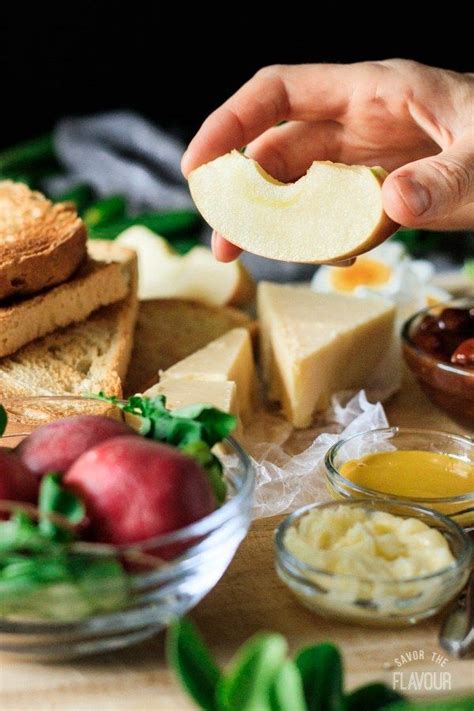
[{"x1": 275, "y1": 500, "x2": 472, "y2": 626}]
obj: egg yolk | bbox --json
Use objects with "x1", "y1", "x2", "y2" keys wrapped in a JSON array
[
  {"x1": 340, "y1": 450, "x2": 474, "y2": 499},
  {"x1": 330, "y1": 258, "x2": 392, "y2": 292}
]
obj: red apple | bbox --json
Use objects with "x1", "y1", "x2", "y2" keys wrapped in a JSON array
[
  {"x1": 0, "y1": 448, "x2": 39, "y2": 504},
  {"x1": 18, "y1": 415, "x2": 136, "y2": 477},
  {"x1": 64, "y1": 436, "x2": 216, "y2": 547}
]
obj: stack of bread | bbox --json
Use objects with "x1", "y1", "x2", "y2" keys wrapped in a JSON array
[{"x1": 0, "y1": 181, "x2": 138, "y2": 399}]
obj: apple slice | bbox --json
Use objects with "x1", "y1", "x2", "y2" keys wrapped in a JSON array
[
  {"x1": 188, "y1": 151, "x2": 398, "y2": 263},
  {"x1": 117, "y1": 226, "x2": 255, "y2": 306}
]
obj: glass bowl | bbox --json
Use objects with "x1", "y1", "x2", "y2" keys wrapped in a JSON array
[
  {"x1": 275, "y1": 500, "x2": 472, "y2": 627},
  {"x1": 401, "y1": 298, "x2": 474, "y2": 427},
  {"x1": 324, "y1": 427, "x2": 474, "y2": 529},
  {"x1": 0, "y1": 400, "x2": 255, "y2": 659}
]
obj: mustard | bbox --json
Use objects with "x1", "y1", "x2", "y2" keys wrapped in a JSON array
[{"x1": 340, "y1": 450, "x2": 473, "y2": 500}]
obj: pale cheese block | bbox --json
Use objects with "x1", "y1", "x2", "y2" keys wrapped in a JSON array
[
  {"x1": 258, "y1": 282, "x2": 395, "y2": 428},
  {"x1": 159, "y1": 328, "x2": 256, "y2": 422},
  {"x1": 145, "y1": 379, "x2": 238, "y2": 416},
  {"x1": 117, "y1": 226, "x2": 255, "y2": 306}
]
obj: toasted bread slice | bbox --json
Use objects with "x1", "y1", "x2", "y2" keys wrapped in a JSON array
[
  {"x1": 0, "y1": 259, "x2": 138, "y2": 402},
  {"x1": 0, "y1": 181, "x2": 87, "y2": 300},
  {"x1": 125, "y1": 299, "x2": 255, "y2": 395},
  {"x1": 0, "y1": 241, "x2": 136, "y2": 358}
]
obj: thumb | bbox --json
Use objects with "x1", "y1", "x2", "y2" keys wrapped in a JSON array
[{"x1": 382, "y1": 140, "x2": 474, "y2": 227}]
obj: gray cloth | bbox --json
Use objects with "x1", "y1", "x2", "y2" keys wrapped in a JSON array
[
  {"x1": 45, "y1": 111, "x2": 314, "y2": 281},
  {"x1": 44, "y1": 111, "x2": 192, "y2": 212}
]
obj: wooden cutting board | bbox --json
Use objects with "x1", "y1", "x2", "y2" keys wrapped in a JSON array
[{"x1": 0, "y1": 368, "x2": 473, "y2": 710}]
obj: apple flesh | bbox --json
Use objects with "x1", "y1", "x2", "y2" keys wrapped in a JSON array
[
  {"x1": 64, "y1": 436, "x2": 216, "y2": 547},
  {"x1": 188, "y1": 151, "x2": 398, "y2": 263},
  {"x1": 18, "y1": 415, "x2": 135, "y2": 477},
  {"x1": 0, "y1": 448, "x2": 39, "y2": 504},
  {"x1": 117, "y1": 226, "x2": 255, "y2": 306}
]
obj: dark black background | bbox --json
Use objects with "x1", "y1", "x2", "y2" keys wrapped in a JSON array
[{"x1": 0, "y1": 21, "x2": 471, "y2": 149}]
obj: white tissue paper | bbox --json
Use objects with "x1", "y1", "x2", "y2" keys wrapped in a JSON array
[{"x1": 222, "y1": 391, "x2": 389, "y2": 520}]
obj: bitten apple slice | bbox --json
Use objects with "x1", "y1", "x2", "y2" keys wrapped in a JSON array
[
  {"x1": 117, "y1": 226, "x2": 255, "y2": 306},
  {"x1": 188, "y1": 151, "x2": 398, "y2": 263}
]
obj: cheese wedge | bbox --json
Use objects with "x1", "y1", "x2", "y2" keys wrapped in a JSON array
[
  {"x1": 158, "y1": 328, "x2": 255, "y2": 422},
  {"x1": 258, "y1": 283, "x2": 395, "y2": 428},
  {"x1": 145, "y1": 379, "x2": 238, "y2": 415}
]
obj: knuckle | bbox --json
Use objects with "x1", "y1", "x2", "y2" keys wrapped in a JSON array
[
  {"x1": 254, "y1": 64, "x2": 286, "y2": 81},
  {"x1": 430, "y1": 155, "x2": 472, "y2": 200}
]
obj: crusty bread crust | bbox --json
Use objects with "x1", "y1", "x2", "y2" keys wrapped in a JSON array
[
  {"x1": 0, "y1": 181, "x2": 87, "y2": 300},
  {"x1": 0, "y1": 241, "x2": 136, "y2": 358},
  {"x1": 0, "y1": 255, "x2": 138, "y2": 401}
]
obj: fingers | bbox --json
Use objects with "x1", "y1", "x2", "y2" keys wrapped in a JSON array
[
  {"x1": 245, "y1": 120, "x2": 343, "y2": 182},
  {"x1": 383, "y1": 136, "x2": 474, "y2": 228},
  {"x1": 182, "y1": 63, "x2": 352, "y2": 177},
  {"x1": 211, "y1": 231, "x2": 242, "y2": 262}
]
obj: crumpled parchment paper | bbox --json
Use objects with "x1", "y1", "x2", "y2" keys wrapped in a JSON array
[{"x1": 223, "y1": 391, "x2": 390, "y2": 519}]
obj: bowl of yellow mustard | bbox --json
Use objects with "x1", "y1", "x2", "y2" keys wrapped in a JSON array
[
  {"x1": 275, "y1": 500, "x2": 471, "y2": 626},
  {"x1": 324, "y1": 427, "x2": 474, "y2": 529}
]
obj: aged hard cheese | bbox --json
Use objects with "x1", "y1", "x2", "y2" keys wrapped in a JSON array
[
  {"x1": 159, "y1": 328, "x2": 255, "y2": 422},
  {"x1": 258, "y1": 283, "x2": 395, "y2": 428},
  {"x1": 152, "y1": 328, "x2": 256, "y2": 424}
]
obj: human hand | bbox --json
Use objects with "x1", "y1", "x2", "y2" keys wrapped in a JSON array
[{"x1": 182, "y1": 60, "x2": 474, "y2": 262}]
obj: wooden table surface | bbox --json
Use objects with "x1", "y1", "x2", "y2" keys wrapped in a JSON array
[{"x1": 1, "y1": 368, "x2": 473, "y2": 710}]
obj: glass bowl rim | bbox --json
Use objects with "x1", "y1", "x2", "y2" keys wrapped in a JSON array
[
  {"x1": 401, "y1": 297, "x2": 474, "y2": 379},
  {"x1": 324, "y1": 426, "x2": 474, "y2": 506},
  {"x1": 0, "y1": 432, "x2": 254, "y2": 557},
  {"x1": 275, "y1": 498, "x2": 472, "y2": 587}
]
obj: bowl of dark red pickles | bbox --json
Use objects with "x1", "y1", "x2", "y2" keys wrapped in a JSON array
[{"x1": 402, "y1": 299, "x2": 474, "y2": 427}]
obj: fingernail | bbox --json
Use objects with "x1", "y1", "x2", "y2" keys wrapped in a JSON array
[{"x1": 394, "y1": 175, "x2": 431, "y2": 216}]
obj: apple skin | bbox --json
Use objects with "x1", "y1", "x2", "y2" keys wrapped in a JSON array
[
  {"x1": 63, "y1": 436, "x2": 216, "y2": 547},
  {"x1": 17, "y1": 416, "x2": 136, "y2": 477},
  {"x1": 0, "y1": 448, "x2": 39, "y2": 504}
]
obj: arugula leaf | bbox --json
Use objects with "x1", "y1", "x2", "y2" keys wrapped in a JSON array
[
  {"x1": 181, "y1": 441, "x2": 227, "y2": 504},
  {"x1": 0, "y1": 511, "x2": 49, "y2": 554},
  {"x1": 0, "y1": 404, "x2": 7, "y2": 436},
  {"x1": 386, "y1": 697, "x2": 474, "y2": 711},
  {"x1": 167, "y1": 618, "x2": 221, "y2": 711},
  {"x1": 295, "y1": 643, "x2": 345, "y2": 711},
  {"x1": 269, "y1": 659, "x2": 306, "y2": 711},
  {"x1": 216, "y1": 634, "x2": 288, "y2": 711},
  {"x1": 39, "y1": 473, "x2": 86, "y2": 542},
  {"x1": 346, "y1": 683, "x2": 404, "y2": 710}
]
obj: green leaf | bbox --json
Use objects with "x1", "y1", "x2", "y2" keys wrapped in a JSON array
[
  {"x1": 181, "y1": 441, "x2": 227, "y2": 504},
  {"x1": 0, "y1": 134, "x2": 54, "y2": 172},
  {"x1": 0, "y1": 404, "x2": 7, "y2": 436},
  {"x1": 171, "y1": 403, "x2": 237, "y2": 447},
  {"x1": 295, "y1": 643, "x2": 345, "y2": 711},
  {"x1": 269, "y1": 659, "x2": 306, "y2": 711},
  {"x1": 464, "y1": 259, "x2": 474, "y2": 281},
  {"x1": 167, "y1": 618, "x2": 221, "y2": 711},
  {"x1": 88, "y1": 209, "x2": 201, "y2": 241},
  {"x1": 386, "y1": 696, "x2": 474, "y2": 711},
  {"x1": 53, "y1": 183, "x2": 95, "y2": 212},
  {"x1": 346, "y1": 683, "x2": 404, "y2": 710},
  {"x1": 39, "y1": 473, "x2": 86, "y2": 542},
  {"x1": 83, "y1": 195, "x2": 127, "y2": 228},
  {"x1": 216, "y1": 633, "x2": 288, "y2": 711},
  {"x1": 0, "y1": 512, "x2": 48, "y2": 553}
]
